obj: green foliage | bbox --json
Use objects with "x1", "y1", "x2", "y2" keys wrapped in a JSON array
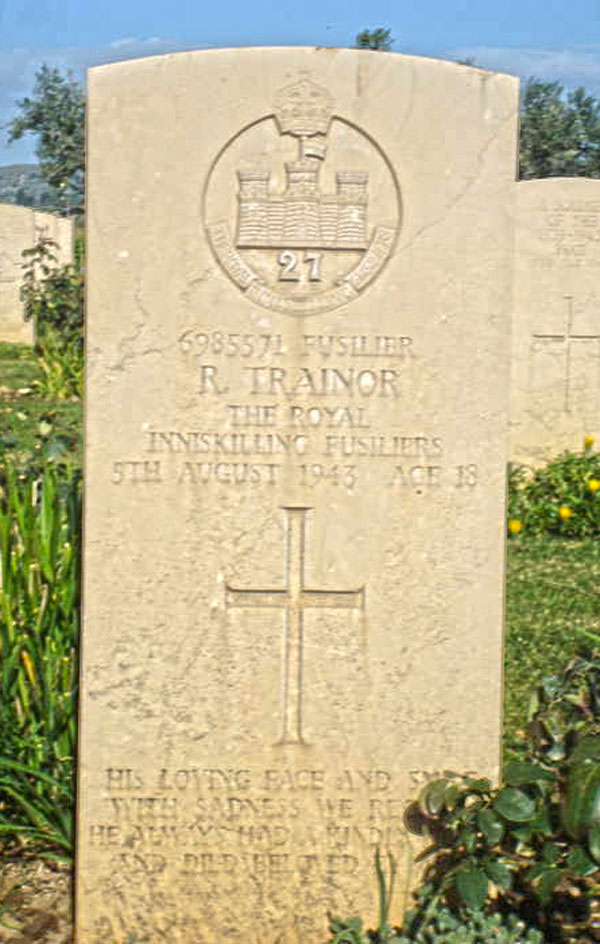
[
  {"x1": 0, "y1": 463, "x2": 81, "y2": 858},
  {"x1": 508, "y1": 440, "x2": 600, "y2": 538},
  {"x1": 375, "y1": 848, "x2": 397, "y2": 941},
  {"x1": 0, "y1": 342, "x2": 40, "y2": 388},
  {"x1": 328, "y1": 851, "x2": 397, "y2": 944},
  {"x1": 355, "y1": 28, "x2": 393, "y2": 51},
  {"x1": 21, "y1": 236, "x2": 84, "y2": 347},
  {"x1": 526, "y1": 650, "x2": 600, "y2": 764},
  {"x1": 35, "y1": 328, "x2": 84, "y2": 401},
  {"x1": 6, "y1": 64, "x2": 85, "y2": 210},
  {"x1": 398, "y1": 901, "x2": 543, "y2": 944},
  {"x1": 504, "y1": 537, "x2": 600, "y2": 752},
  {"x1": 0, "y1": 345, "x2": 82, "y2": 474},
  {"x1": 403, "y1": 651, "x2": 600, "y2": 943},
  {"x1": 520, "y1": 80, "x2": 600, "y2": 179},
  {"x1": 0, "y1": 407, "x2": 81, "y2": 480},
  {"x1": 327, "y1": 915, "x2": 371, "y2": 944},
  {"x1": 327, "y1": 906, "x2": 542, "y2": 944},
  {"x1": 326, "y1": 859, "x2": 542, "y2": 944},
  {"x1": 19, "y1": 235, "x2": 84, "y2": 401}
]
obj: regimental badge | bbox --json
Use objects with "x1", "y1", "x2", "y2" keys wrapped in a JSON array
[{"x1": 203, "y1": 78, "x2": 401, "y2": 316}]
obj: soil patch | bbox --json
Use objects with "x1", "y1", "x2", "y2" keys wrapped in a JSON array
[{"x1": 0, "y1": 860, "x2": 72, "y2": 944}]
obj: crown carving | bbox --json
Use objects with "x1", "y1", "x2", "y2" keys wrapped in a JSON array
[{"x1": 274, "y1": 79, "x2": 333, "y2": 138}]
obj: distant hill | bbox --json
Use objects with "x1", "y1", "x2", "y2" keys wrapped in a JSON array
[{"x1": 0, "y1": 164, "x2": 61, "y2": 212}]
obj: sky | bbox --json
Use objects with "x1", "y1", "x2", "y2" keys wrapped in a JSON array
[{"x1": 1, "y1": 0, "x2": 600, "y2": 164}]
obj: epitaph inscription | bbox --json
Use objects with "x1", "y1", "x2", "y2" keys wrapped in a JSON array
[{"x1": 543, "y1": 202, "x2": 600, "y2": 265}]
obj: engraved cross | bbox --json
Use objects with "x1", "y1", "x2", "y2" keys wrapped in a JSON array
[
  {"x1": 226, "y1": 506, "x2": 365, "y2": 745},
  {"x1": 532, "y1": 295, "x2": 600, "y2": 412}
]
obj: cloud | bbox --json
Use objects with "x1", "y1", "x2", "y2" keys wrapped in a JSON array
[
  {"x1": 447, "y1": 44, "x2": 600, "y2": 95},
  {"x1": 109, "y1": 36, "x2": 166, "y2": 50},
  {"x1": 110, "y1": 37, "x2": 144, "y2": 49}
]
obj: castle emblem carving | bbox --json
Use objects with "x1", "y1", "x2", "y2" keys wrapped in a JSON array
[{"x1": 203, "y1": 78, "x2": 401, "y2": 316}]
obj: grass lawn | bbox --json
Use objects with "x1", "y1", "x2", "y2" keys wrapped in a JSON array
[
  {"x1": 504, "y1": 535, "x2": 600, "y2": 754},
  {"x1": 0, "y1": 341, "x2": 82, "y2": 467}
]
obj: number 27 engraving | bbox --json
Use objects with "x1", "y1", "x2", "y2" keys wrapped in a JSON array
[{"x1": 278, "y1": 251, "x2": 323, "y2": 282}]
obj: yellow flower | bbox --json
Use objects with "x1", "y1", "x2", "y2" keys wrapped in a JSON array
[
  {"x1": 585, "y1": 434, "x2": 596, "y2": 451},
  {"x1": 588, "y1": 478, "x2": 600, "y2": 493},
  {"x1": 508, "y1": 519, "x2": 522, "y2": 534},
  {"x1": 558, "y1": 505, "x2": 573, "y2": 520}
]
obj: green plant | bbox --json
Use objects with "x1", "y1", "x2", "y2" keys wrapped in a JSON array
[
  {"x1": 355, "y1": 28, "x2": 393, "y2": 50},
  {"x1": 404, "y1": 651, "x2": 600, "y2": 943},
  {"x1": 327, "y1": 916, "x2": 371, "y2": 944},
  {"x1": 503, "y1": 536, "x2": 600, "y2": 757},
  {"x1": 325, "y1": 855, "x2": 543, "y2": 944},
  {"x1": 398, "y1": 901, "x2": 543, "y2": 944},
  {"x1": 0, "y1": 759, "x2": 73, "y2": 857},
  {"x1": 375, "y1": 848, "x2": 397, "y2": 941},
  {"x1": 0, "y1": 410, "x2": 80, "y2": 481},
  {"x1": 327, "y1": 851, "x2": 398, "y2": 944},
  {"x1": 0, "y1": 339, "x2": 82, "y2": 472},
  {"x1": 6, "y1": 63, "x2": 85, "y2": 209},
  {"x1": 526, "y1": 649, "x2": 600, "y2": 751},
  {"x1": 508, "y1": 440, "x2": 600, "y2": 537},
  {"x1": 35, "y1": 326, "x2": 84, "y2": 400},
  {"x1": 17, "y1": 235, "x2": 84, "y2": 400},
  {"x1": 0, "y1": 462, "x2": 81, "y2": 859},
  {"x1": 20, "y1": 235, "x2": 84, "y2": 348},
  {"x1": 520, "y1": 80, "x2": 600, "y2": 180}
]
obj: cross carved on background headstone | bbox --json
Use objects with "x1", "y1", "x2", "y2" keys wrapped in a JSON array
[{"x1": 532, "y1": 294, "x2": 600, "y2": 412}]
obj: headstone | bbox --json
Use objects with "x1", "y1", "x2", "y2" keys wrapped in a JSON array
[
  {"x1": 0, "y1": 203, "x2": 73, "y2": 344},
  {"x1": 79, "y1": 49, "x2": 519, "y2": 944},
  {"x1": 510, "y1": 178, "x2": 600, "y2": 465}
]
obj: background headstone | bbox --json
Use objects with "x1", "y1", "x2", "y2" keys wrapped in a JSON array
[
  {"x1": 510, "y1": 178, "x2": 600, "y2": 466},
  {"x1": 0, "y1": 203, "x2": 73, "y2": 344},
  {"x1": 80, "y1": 48, "x2": 519, "y2": 944}
]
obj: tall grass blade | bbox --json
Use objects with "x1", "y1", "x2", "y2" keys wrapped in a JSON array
[{"x1": 0, "y1": 463, "x2": 80, "y2": 858}]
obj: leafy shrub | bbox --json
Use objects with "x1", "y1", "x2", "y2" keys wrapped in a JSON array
[
  {"x1": 397, "y1": 902, "x2": 543, "y2": 944},
  {"x1": 19, "y1": 235, "x2": 84, "y2": 399},
  {"x1": 0, "y1": 412, "x2": 80, "y2": 480},
  {"x1": 35, "y1": 326, "x2": 84, "y2": 400},
  {"x1": 327, "y1": 909, "x2": 542, "y2": 944},
  {"x1": 326, "y1": 871, "x2": 543, "y2": 944},
  {"x1": 404, "y1": 650, "x2": 600, "y2": 943},
  {"x1": 326, "y1": 652, "x2": 600, "y2": 944},
  {"x1": 20, "y1": 235, "x2": 84, "y2": 347},
  {"x1": 508, "y1": 439, "x2": 600, "y2": 537}
]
